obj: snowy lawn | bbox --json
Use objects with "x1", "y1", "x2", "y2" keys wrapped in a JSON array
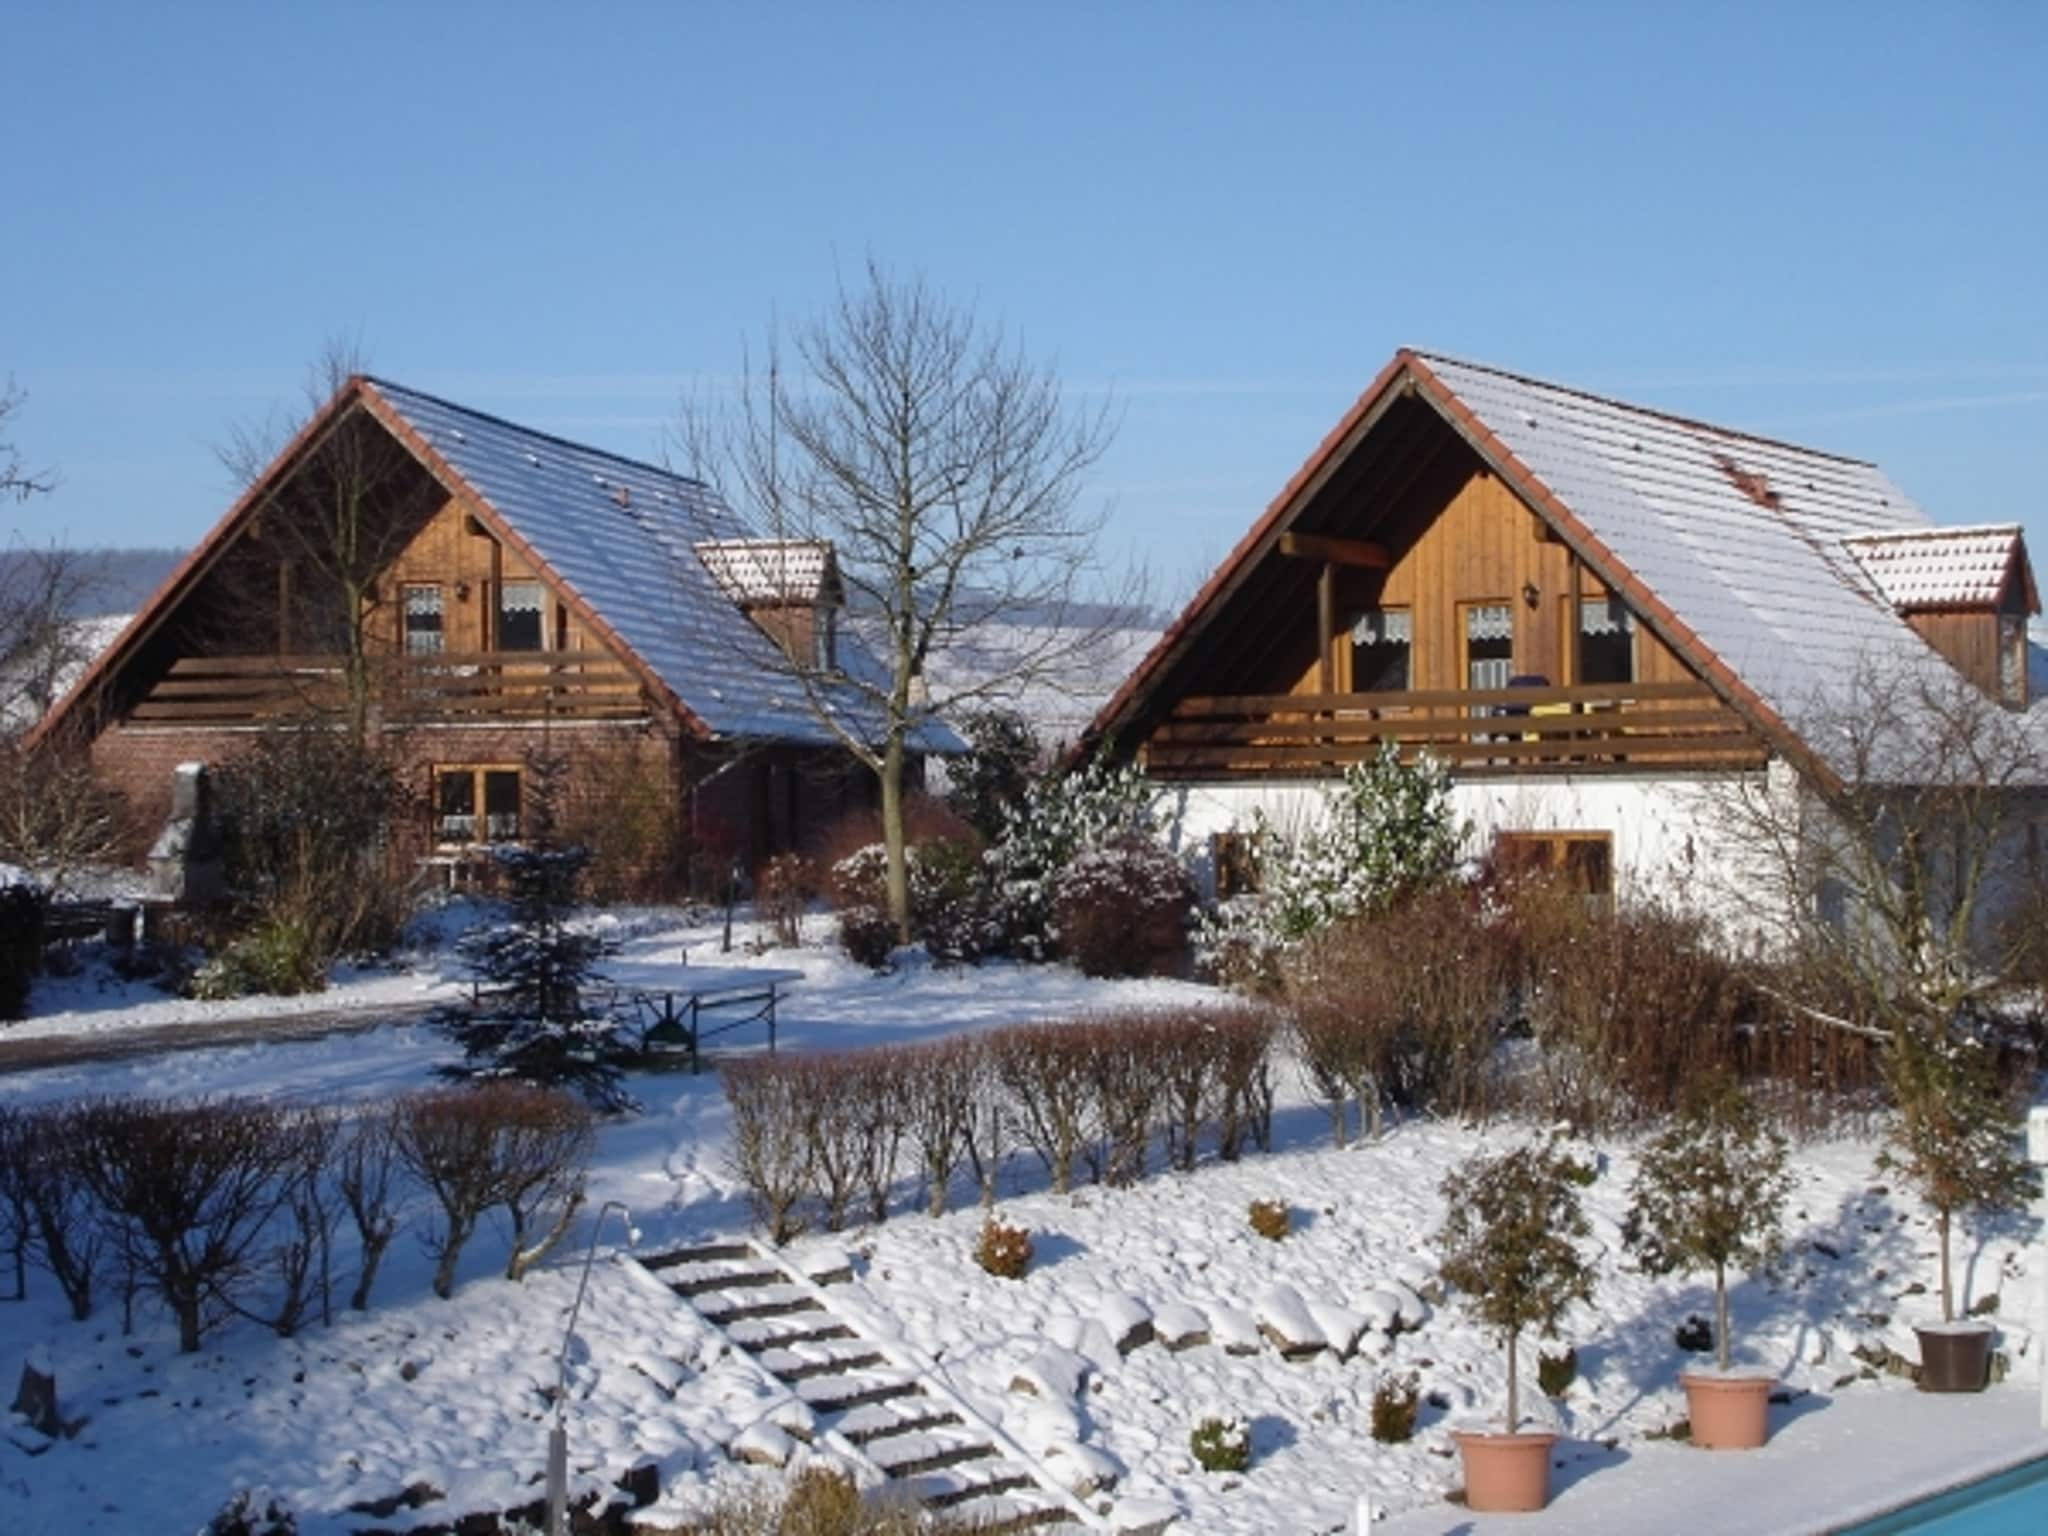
[{"x1": 2, "y1": 907, "x2": 2044, "y2": 1533}]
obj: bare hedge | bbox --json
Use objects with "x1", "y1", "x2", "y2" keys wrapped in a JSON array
[
  {"x1": 2, "y1": 1084, "x2": 597, "y2": 1347},
  {"x1": 720, "y1": 1003, "x2": 1279, "y2": 1239}
]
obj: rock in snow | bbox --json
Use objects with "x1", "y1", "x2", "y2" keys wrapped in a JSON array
[
  {"x1": 1009, "y1": 1343, "x2": 1090, "y2": 1400},
  {"x1": 1153, "y1": 1302, "x2": 1211, "y2": 1352},
  {"x1": 1099, "y1": 1294, "x2": 1156, "y2": 1355},
  {"x1": 1254, "y1": 1285, "x2": 1327, "y2": 1358}
]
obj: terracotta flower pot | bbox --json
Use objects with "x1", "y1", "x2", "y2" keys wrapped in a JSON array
[
  {"x1": 1452, "y1": 1429, "x2": 1557, "y2": 1512},
  {"x1": 1679, "y1": 1371, "x2": 1773, "y2": 1449},
  {"x1": 1915, "y1": 1322, "x2": 1993, "y2": 1393}
]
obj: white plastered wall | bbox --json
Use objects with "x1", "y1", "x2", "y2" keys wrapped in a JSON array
[{"x1": 1154, "y1": 764, "x2": 1788, "y2": 934}]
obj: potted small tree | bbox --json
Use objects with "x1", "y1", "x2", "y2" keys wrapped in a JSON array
[
  {"x1": 1881, "y1": 1024, "x2": 2033, "y2": 1392},
  {"x1": 1437, "y1": 1141, "x2": 1597, "y2": 1512},
  {"x1": 1623, "y1": 1079, "x2": 1793, "y2": 1448}
]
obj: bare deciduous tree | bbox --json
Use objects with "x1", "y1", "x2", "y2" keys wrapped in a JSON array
[
  {"x1": 0, "y1": 378, "x2": 54, "y2": 503},
  {"x1": 1704, "y1": 660, "x2": 2045, "y2": 1037},
  {"x1": 683, "y1": 261, "x2": 1132, "y2": 936},
  {"x1": 217, "y1": 336, "x2": 432, "y2": 742}
]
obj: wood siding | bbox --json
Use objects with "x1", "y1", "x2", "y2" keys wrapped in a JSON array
[
  {"x1": 1279, "y1": 462, "x2": 1694, "y2": 695},
  {"x1": 369, "y1": 495, "x2": 599, "y2": 654}
]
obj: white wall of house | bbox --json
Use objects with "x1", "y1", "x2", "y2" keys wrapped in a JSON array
[{"x1": 1155, "y1": 764, "x2": 1785, "y2": 932}]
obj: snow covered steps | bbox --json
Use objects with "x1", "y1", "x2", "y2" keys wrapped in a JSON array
[{"x1": 643, "y1": 1237, "x2": 1085, "y2": 1532}]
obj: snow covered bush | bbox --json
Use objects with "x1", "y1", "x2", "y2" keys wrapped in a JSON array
[
  {"x1": 1188, "y1": 1411, "x2": 1251, "y2": 1472},
  {"x1": 1247, "y1": 1198, "x2": 1290, "y2": 1241},
  {"x1": 202, "y1": 1488, "x2": 297, "y2": 1536},
  {"x1": 70, "y1": 1096, "x2": 302, "y2": 1352},
  {"x1": 437, "y1": 844, "x2": 635, "y2": 1112},
  {"x1": 722, "y1": 1056, "x2": 814, "y2": 1245},
  {"x1": 756, "y1": 851, "x2": 817, "y2": 949},
  {"x1": 985, "y1": 754, "x2": 1160, "y2": 960},
  {"x1": 944, "y1": 705, "x2": 1042, "y2": 841},
  {"x1": 1516, "y1": 886, "x2": 1750, "y2": 1133},
  {"x1": 988, "y1": 1023, "x2": 1095, "y2": 1195},
  {"x1": 1623, "y1": 1078, "x2": 1793, "y2": 1372},
  {"x1": 336, "y1": 1103, "x2": 403, "y2": 1311},
  {"x1": 1437, "y1": 1140, "x2": 1598, "y2": 1432},
  {"x1": 1211, "y1": 1004, "x2": 1278, "y2": 1160},
  {"x1": 973, "y1": 1216, "x2": 1033, "y2": 1280},
  {"x1": 1051, "y1": 834, "x2": 1195, "y2": 977},
  {"x1": 789, "y1": 1051, "x2": 906, "y2": 1232},
  {"x1": 0, "y1": 862, "x2": 45, "y2": 1020},
  {"x1": 1194, "y1": 745, "x2": 1463, "y2": 983},
  {"x1": 1282, "y1": 882, "x2": 1515, "y2": 1144},
  {"x1": 0, "y1": 1103, "x2": 104, "y2": 1317},
  {"x1": 392, "y1": 1085, "x2": 593, "y2": 1297},
  {"x1": 1370, "y1": 1371, "x2": 1421, "y2": 1443},
  {"x1": 1878, "y1": 1023, "x2": 2035, "y2": 1323},
  {"x1": 830, "y1": 840, "x2": 998, "y2": 969}
]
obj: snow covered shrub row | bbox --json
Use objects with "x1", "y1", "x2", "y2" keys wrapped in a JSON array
[
  {"x1": 0, "y1": 1085, "x2": 594, "y2": 1348},
  {"x1": 1194, "y1": 744, "x2": 1464, "y2": 986},
  {"x1": 718, "y1": 1005, "x2": 1278, "y2": 1240}
]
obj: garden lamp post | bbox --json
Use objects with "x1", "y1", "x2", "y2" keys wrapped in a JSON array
[
  {"x1": 548, "y1": 1200, "x2": 638, "y2": 1536},
  {"x1": 2029, "y1": 1106, "x2": 2048, "y2": 1432}
]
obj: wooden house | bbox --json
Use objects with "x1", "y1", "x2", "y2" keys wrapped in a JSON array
[
  {"x1": 32, "y1": 377, "x2": 956, "y2": 891},
  {"x1": 1085, "y1": 349, "x2": 2043, "y2": 902}
]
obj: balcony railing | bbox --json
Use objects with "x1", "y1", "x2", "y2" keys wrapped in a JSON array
[
  {"x1": 1143, "y1": 679, "x2": 1765, "y2": 778},
  {"x1": 129, "y1": 651, "x2": 647, "y2": 726}
]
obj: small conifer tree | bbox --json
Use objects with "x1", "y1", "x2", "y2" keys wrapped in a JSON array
[
  {"x1": 1878, "y1": 1025, "x2": 2033, "y2": 1322},
  {"x1": 1437, "y1": 1141, "x2": 1597, "y2": 1432},
  {"x1": 1623, "y1": 1079, "x2": 1792, "y2": 1371},
  {"x1": 439, "y1": 843, "x2": 633, "y2": 1111}
]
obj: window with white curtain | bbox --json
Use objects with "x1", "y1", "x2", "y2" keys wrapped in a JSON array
[
  {"x1": 402, "y1": 583, "x2": 444, "y2": 656},
  {"x1": 1579, "y1": 596, "x2": 1635, "y2": 685},
  {"x1": 1350, "y1": 607, "x2": 1411, "y2": 693},
  {"x1": 498, "y1": 581, "x2": 544, "y2": 652},
  {"x1": 1465, "y1": 603, "x2": 1512, "y2": 690}
]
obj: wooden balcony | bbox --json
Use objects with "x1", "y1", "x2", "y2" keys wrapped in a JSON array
[
  {"x1": 129, "y1": 651, "x2": 647, "y2": 727},
  {"x1": 1143, "y1": 679, "x2": 1766, "y2": 779}
]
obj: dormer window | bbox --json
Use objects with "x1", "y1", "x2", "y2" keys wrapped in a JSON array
[
  {"x1": 695, "y1": 538, "x2": 844, "y2": 673},
  {"x1": 813, "y1": 605, "x2": 838, "y2": 673}
]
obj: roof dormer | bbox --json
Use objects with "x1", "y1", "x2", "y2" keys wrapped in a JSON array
[
  {"x1": 695, "y1": 538, "x2": 845, "y2": 672},
  {"x1": 1843, "y1": 525, "x2": 2039, "y2": 706}
]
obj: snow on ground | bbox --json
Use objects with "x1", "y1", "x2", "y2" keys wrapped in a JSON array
[{"x1": 3, "y1": 905, "x2": 2045, "y2": 1533}]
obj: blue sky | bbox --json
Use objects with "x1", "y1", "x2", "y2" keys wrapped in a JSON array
[{"x1": 3, "y1": 2, "x2": 2044, "y2": 603}]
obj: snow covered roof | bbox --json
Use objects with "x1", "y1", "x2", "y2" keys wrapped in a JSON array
[
  {"x1": 694, "y1": 540, "x2": 838, "y2": 606},
  {"x1": 1841, "y1": 525, "x2": 2027, "y2": 611},
  {"x1": 37, "y1": 380, "x2": 959, "y2": 755},
  {"x1": 1091, "y1": 348, "x2": 2036, "y2": 778}
]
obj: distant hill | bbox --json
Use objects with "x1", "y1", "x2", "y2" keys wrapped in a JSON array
[{"x1": 0, "y1": 545, "x2": 183, "y2": 618}]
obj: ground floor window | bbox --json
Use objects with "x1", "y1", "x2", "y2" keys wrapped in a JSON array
[
  {"x1": 1491, "y1": 830, "x2": 1613, "y2": 897},
  {"x1": 435, "y1": 766, "x2": 522, "y2": 843}
]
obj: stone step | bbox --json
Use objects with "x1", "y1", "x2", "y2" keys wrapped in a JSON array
[
  {"x1": 797, "y1": 1371, "x2": 925, "y2": 1416},
  {"x1": 757, "y1": 1339, "x2": 889, "y2": 1383},
  {"x1": 694, "y1": 1284, "x2": 821, "y2": 1324},
  {"x1": 869, "y1": 1426, "x2": 1001, "y2": 1479},
  {"x1": 913, "y1": 1463, "x2": 1038, "y2": 1510},
  {"x1": 832, "y1": 1401, "x2": 965, "y2": 1446},
  {"x1": 970, "y1": 1499, "x2": 1076, "y2": 1534},
  {"x1": 641, "y1": 1241, "x2": 754, "y2": 1269},
  {"x1": 726, "y1": 1315, "x2": 859, "y2": 1351},
  {"x1": 668, "y1": 1263, "x2": 788, "y2": 1298}
]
